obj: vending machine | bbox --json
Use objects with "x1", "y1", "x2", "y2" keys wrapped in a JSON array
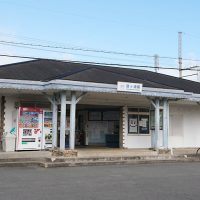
[
  {"x1": 43, "y1": 110, "x2": 53, "y2": 149},
  {"x1": 16, "y1": 107, "x2": 43, "y2": 150}
]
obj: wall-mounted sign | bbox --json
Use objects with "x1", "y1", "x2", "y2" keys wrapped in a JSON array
[{"x1": 117, "y1": 82, "x2": 143, "y2": 93}]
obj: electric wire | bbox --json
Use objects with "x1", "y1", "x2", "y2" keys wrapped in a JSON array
[
  {"x1": 0, "y1": 53, "x2": 178, "y2": 70},
  {"x1": 0, "y1": 42, "x2": 155, "y2": 64},
  {"x1": 182, "y1": 73, "x2": 198, "y2": 78},
  {"x1": 1, "y1": 40, "x2": 200, "y2": 63}
]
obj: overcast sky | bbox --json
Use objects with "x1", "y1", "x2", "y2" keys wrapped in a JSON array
[{"x1": 1, "y1": 0, "x2": 200, "y2": 81}]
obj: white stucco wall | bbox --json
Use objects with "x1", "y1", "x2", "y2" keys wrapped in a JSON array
[
  {"x1": 169, "y1": 103, "x2": 200, "y2": 148},
  {"x1": 123, "y1": 101, "x2": 200, "y2": 149},
  {"x1": 4, "y1": 96, "x2": 18, "y2": 134},
  {"x1": 124, "y1": 134, "x2": 151, "y2": 148}
]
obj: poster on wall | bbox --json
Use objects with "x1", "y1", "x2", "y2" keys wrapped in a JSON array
[
  {"x1": 128, "y1": 115, "x2": 138, "y2": 133},
  {"x1": 139, "y1": 115, "x2": 149, "y2": 134}
]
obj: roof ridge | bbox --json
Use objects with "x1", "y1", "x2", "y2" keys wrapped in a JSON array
[
  {"x1": 93, "y1": 66, "x2": 177, "y2": 90},
  {"x1": 95, "y1": 64, "x2": 200, "y2": 86},
  {"x1": 46, "y1": 65, "x2": 92, "y2": 81}
]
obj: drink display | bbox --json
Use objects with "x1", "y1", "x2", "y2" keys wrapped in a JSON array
[
  {"x1": 43, "y1": 111, "x2": 53, "y2": 149},
  {"x1": 16, "y1": 107, "x2": 43, "y2": 150}
]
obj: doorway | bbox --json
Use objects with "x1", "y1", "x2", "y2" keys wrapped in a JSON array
[{"x1": 76, "y1": 106, "x2": 120, "y2": 148}]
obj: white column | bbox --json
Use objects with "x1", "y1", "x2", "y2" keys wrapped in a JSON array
[
  {"x1": 154, "y1": 98, "x2": 160, "y2": 149},
  {"x1": 151, "y1": 130, "x2": 155, "y2": 149},
  {"x1": 163, "y1": 98, "x2": 169, "y2": 149},
  {"x1": 52, "y1": 95, "x2": 58, "y2": 148},
  {"x1": 121, "y1": 106, "x2": 128, "y2": 148},
  {"x1": 69, "y1": 91, "x2": 76, "y2": 150},
  {"x1": 60, "y1": 91, "x2": 66, "y2": 150}
]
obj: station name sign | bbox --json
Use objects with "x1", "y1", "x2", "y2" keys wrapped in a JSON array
[{"x1": 117, "y1": 82, "x2": 143, "y2": 93}]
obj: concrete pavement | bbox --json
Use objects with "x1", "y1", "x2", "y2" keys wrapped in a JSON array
[
  {"x1": 0, "y1": 162, "x2": 200, "y2": 200},
  {"x1": 0, "y1": 148, "x2": 199, "y2": 168}
]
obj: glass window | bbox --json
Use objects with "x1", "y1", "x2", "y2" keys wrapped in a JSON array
[
  {"x1": 139, "y1": 115, "x2": 149, "y2": 134},
  {"x1": 128, "y1": 114, "x2": 150, "y2": 134},
  {"x1": 128, "y1": 114, "x2": 138, "y2": 134},
  {"x1": 139, "y1": 108, "x2": 149, "y2": 113},
  {"x1": 128, "y1": 108, "x2": 139, "y2": 112},
  {"x1": 128, "y1": 107, "x2": 150, "y2": 135},
  {"x1": 88, "y1": 111, "x2": 102, "y2": 121},
  {"x1": 102, "y1": 111, "x2": 119, "y2": 121}
]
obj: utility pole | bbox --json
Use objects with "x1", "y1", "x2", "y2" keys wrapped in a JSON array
[
  {"x1": 154, "y1": 54, "x2": 159, "y2": 72},
  {"x1": 178, "y1": 32, "x2": 183, "y2": 78}
]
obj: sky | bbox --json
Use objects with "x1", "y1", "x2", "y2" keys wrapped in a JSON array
[{"x1": 1, "y1": 0, "x2": 200, "y2": 80}]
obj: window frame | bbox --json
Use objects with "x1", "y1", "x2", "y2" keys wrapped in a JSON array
[{"x1": 127, "y1": 107, "x2": 150, "y2": 135}]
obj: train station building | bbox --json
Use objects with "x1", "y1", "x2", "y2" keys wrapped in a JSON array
[{"x1": 0, "y1": 59, "x2": 200, "y2": 151}]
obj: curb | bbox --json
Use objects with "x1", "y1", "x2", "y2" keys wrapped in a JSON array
[{"x1": 0, "y1": 156, "x2": 200, "y2": 168}]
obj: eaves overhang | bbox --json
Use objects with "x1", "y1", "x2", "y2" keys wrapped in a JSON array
[{"x1": 0, "y1": 78, "x2": 199, "y2": 101}]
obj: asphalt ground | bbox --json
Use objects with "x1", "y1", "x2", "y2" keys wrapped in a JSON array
[{"x1": 0, "y1": 162, "x2": 200, "y2": 200}]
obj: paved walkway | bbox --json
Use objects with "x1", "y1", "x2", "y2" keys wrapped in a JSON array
[
  {"x1": 0, "y1": 151, "x2": 51, "y2": 159},
  {"x1": 77, "y1": 148, "x2": 158, "y2": 157},
  {"x1": 0, "y1": 148, "x2": 158, "y2": 159},
  {"x1": 0, "y1": 148, "x2": 198, "y2": 161}
]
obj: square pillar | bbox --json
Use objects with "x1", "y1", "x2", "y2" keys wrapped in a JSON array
[
  {"x1": 52, "y1": 95, "x2": 58, "y2": 148},
  {"x1": 69, "y1": 91, "x2": 76, "y2": 150},
  {"x1": 60, "y1": 91, "x2": 66, "y2": 150},
  {"x1": 154, "y1": 98, "x2": 160, "y2": 149},
  {"x1": 121, "y1": 106, "x2": 128, "y2": 148},
  {"x1": 163, "y1": 98, "x2": 169, "y2": 149}
]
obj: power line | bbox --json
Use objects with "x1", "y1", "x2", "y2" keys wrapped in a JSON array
[
  {"x1": 182, "y1": 67, "x2": 200, "y2": 71},
  {"x1": 182, "y1": 73, "x2": 198, "y2": 78},
  {"x1": 2, "y1": 53, "x2": 200, "y2": 80},
  {"x1": 1, "y1": 39, "x2": 200, "y2": 63},
  {"x1": 185, "y1": 65, "x2": 200, "y2": 69},
  {"x1": 0, "y1": 53, "x2": 178, "y2": 71},
  {"x1": 0, "y1": 32, "x2": 80, "y2": 48},
  {"x1": 0, "y1": 40, "x2": 156, "y2": 58},
  {"x1": 1, "y1": 40, "x2": 200, "y2": 77},
  {"x1": 0, "y1": 42, "x2": 154, "y2": 64}
]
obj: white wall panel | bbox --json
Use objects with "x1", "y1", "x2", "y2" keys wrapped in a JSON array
[{"x1": 169, "y1": 104, "x2": 200, "y2": 148}]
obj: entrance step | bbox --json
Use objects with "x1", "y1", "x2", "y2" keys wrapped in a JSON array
[
  {"x1": 43, "y1": 155, "x2": 185, "y2": 168},
  {"x1": 77, "y1": 149, "x2": 158, "y2": 157},
  {"x1": 1, "y1": 154, "x2": 200, "y2": 168},
  {"x1": 43, "y1": 154, "x2": 173, "y2": 167},
  {"x1": 172, "y1": 148, "x2": 200, "y2": 156}
]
